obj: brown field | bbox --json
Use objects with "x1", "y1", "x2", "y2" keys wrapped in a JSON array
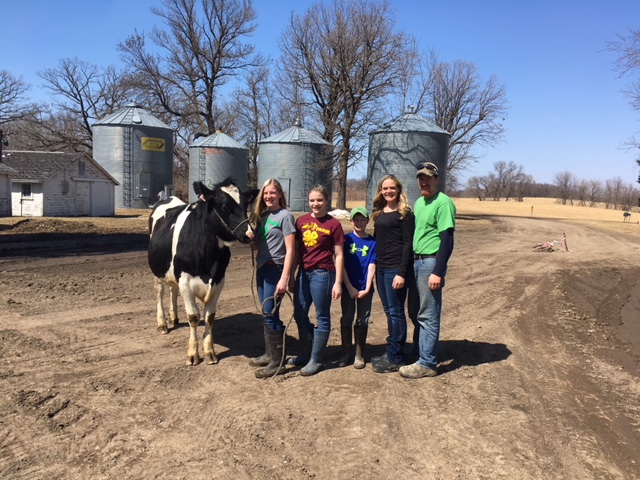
[
  {"x1": 1, "y1": 198, "x2": 639, "y2": 479},
  {"x1": 344, "y1": 196, "x2": 640, "y2": 238}
]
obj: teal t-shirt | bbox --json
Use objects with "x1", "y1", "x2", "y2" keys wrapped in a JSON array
[{"x1": 413, "y1": 191, "x2": 456, "y2": 255}]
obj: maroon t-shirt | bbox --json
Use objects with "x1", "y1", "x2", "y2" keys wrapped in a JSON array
[{"x1": 296, "y1": 213, "x2": 345, "y2": 271}]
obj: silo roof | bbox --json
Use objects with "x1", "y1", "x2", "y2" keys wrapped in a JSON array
[
  {"x1": 94, "y1": 102, "x2": 172, "y2": 129},
  {"x1": 190, "y1": 131, "x2": 245, "y2": 149},
  {"x1": 260, "y1": 123, "x2": 330, "y2": 145},
  {"x1": 372, "y1": 113, "x2": 450, "y2": 136}
]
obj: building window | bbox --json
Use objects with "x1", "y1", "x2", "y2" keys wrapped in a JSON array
[
  {"x1": 78, "y1": 161, "x2": 86, "y2": 176},
  {"x1": 21, "y1": 184, "x2": 32, "y2": 198}
]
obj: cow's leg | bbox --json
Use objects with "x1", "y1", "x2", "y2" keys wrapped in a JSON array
[
  {"x1": 203, "y1": 311, "x2": 218, "y2": 365},
  {"x1": 154, "y1": 278, "x2": 169, "y2": 334},
  {"x1": 203, "y1": 279, "x2": 225, "y2": 365},
  {"x1": 169, "y1": 284, "x2": 180, "y2": 329},
  {"x1": 181, "y1": 291, "x2": 202, "y2": 366},
  {"x1": 186, "y1": 313, "x2": 201, "y2": 366}
]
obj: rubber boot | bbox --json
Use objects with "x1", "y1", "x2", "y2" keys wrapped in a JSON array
[
  {"x1": 255, "y1": 330, "x2": 286, "y2": 379},
  {"x1": 288, "y1": 328, "x2": 313, "y2": 366},
  {"x1": 338, "y1": 325, "x2": 352, "y2": 367},
  {"x1": 300, "y1": 329, "x2": 330, "y2": 376},
  {"x1": 249, "y1": 323, "x2": 270, "y2": 367},
  {"x1": 353, "y1": 323, "x2": 368, "y2": 369}
]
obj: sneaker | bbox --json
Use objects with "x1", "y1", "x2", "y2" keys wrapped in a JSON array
[
  {"x1": 371, "y1": 354, "x2": 403, "y2": 373},
  {"x1": 399, "y1": 362, "x2": 437, "y2": 378}
]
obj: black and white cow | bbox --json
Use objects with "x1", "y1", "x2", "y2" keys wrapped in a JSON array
[{"x1": 148, "y1": 178, "x2": 258, "y2": 366}]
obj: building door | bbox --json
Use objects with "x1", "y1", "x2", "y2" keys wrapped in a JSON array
[
  {"x1": 91, "y1": 182, "x2": 112, "y2": 216},
  {"x1": 278, "y1": 178, "x2": 291, "y2": 207}
]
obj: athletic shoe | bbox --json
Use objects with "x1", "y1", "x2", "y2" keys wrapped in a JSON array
[{"x1": 399, "y1": 362, "x2": 437, "y2": 378}]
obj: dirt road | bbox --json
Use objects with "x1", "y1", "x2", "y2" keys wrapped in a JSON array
[{"x1": 0, "y1": 214, "x2": 639, "y2": 479}]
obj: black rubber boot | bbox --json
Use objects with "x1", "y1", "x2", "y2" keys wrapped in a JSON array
[
  {"x1": 338, "y1": 325, "x2": 352, "y2": 367},
  {"x1": 353, "y1": 323, "x2": 368, "y2": 369},
  {"x1": 255, "y1": 330, "x2": 286, "y2": 379},
  {"x1": 288, "y1": 328, "x2": 313, "y2": 367},
  {"x1": 249, "y1": 323, "x2": 270, "y2": 367},
  {"x1": 301, "y1": 329, "x2": 330, "y2": 376}
]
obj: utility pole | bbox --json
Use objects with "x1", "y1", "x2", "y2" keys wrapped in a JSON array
[{"x1": 0, "y1": 129, "x2": 7, "y2": 162}]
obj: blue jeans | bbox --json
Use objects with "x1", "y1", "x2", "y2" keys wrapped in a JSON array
[
  {"x1": 376, "y1": 267, "x2": 407, "y2": 364},
  {"x1": 413, "y1": 258, "x2": 443, "y2": 369},
  {"x1": 294, "y1": 269, "x2": 335, "y2": 334},
  {"x1": 257, "y1": 263, "x2": 285, "y2": 331}
]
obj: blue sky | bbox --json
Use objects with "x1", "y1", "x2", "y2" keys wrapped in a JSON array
[{"x1": 4, "y1": 0, "x2": 640, "y2": 185}]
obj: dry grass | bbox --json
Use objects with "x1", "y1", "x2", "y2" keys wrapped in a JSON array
[
  {"x1": 345, "y1": 197, "x2": 640, "y2": 238},
  {"x1": 453, "y1": 197, "x2": 640, "y2": 238}
]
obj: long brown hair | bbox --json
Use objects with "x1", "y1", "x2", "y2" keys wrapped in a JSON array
[
  {"x1": 309, "y1": 184, "x2": 329, "y2": 201},
  {"x1": 371, "y1": 174, "x2": 411, "y2": 221},
  {"x1": 308, "y1": 184, "x2": 330, "y2": 216}
]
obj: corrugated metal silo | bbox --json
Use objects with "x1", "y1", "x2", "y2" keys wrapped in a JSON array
[
  {"x1": 366, "y1": 110, "x2": 451, "y2": 210},
  {"x1": 258, "y1": 120, "x2": 333, "y2": 212},
  {"x1": 93, "y1": 102, "x2": 174, "y2": 209},
  {"x1": 188, "y1": 131, "x2": 248, "y2": 203}
]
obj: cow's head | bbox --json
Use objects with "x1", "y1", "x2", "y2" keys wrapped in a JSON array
[{"x1": 194, "y1": 178, "x2": 259, "y2": 244}]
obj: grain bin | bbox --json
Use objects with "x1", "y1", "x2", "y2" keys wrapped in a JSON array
[
  {"x1": 93, "y1": 103, "x2": 174, "y2": 209},
  {"x1": 366, "y1": 110, "x2": 450, "y2": 209},
  {"x1": 258, "y1": 120, "x2": 333, "y2": 212},
  {"x1": 188, "y1": 131, "x2": 248, "y2": 203}
]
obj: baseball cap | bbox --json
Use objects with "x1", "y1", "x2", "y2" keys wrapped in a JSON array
[
  {"x1": 416, "y1": 162, "x2": 439, "y2": 178},
  {"x1": 350, "y1": 206, "x2": 369, "y2": 219}
]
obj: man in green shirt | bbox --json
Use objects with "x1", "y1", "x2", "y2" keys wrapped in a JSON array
[{"x1": 399, "y1": 162, "x2": 456, "y2": 378}]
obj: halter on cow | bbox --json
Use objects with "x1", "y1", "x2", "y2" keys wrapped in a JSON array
[{"x1": 148, "y1": 178, "x2": 258, "y2": 365}]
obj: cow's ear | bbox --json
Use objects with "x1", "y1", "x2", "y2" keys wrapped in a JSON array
[
  {"x1": 192, "y1": 181, "x2": 203, "y2": 197},
  {"x1": 194, "y1": 181, "x2": 214, "y2": 199},
  {"x1": 244, "y1": 188, "x2": 260, "y2": 205}
]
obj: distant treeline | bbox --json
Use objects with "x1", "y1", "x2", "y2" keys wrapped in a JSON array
[{"x1": 346, "y1": 169, "x2": 640, "y2": 212}]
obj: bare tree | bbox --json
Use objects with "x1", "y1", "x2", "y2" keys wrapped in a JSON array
[
  {"x1": 33, "y1": 58, "x2": 132, "y2": 153},
  {"x1": 409, "y1": 53, "x2": 508, "y2": 187},
  {"x1": 486, "y1": 161, "x2": 521, "y2": 201},
  {"x1": 511, "y1": 171, "x2": 533, "y2": 202},
  {"x1": 119, "y1": 0, "x2": 261, "y2": 136},
  {"x1": 608, "y1": 29, "x2": 640, "y2": 182},
  {"x1": 553, "y1": 171, "x2": 576, "y2": 205},
  {"x1": 588, "y1": 179, "x2": 602, "y2": 207},
  {"x1": 575, "y1": 179, "x2": 589, "y2": 206},
  {"x1": 620, "y1": 182, "x2": 640, "y2": 211},
  {"x1": 466, "y1": 175, "x2": 489, "y2": 201},
  {"x1": 278, "y1": 0, "x2": 410, "y2": 208},
  {"x1": 607, "y1": 176, "x2": 625, "y2": 209},
  {"x1": 0, "y1": 70, "x2": 36, "y2": 126},
  {"x1": 118, "y1": 0, "x2": 262, "y2": 195},
  {"x1": 233, "y1": 66, "x2": 288, "y2": 187}
]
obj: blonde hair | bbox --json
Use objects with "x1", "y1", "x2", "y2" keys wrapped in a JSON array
[
  {"x1": 251, "y1": 178, "x2": 288, "y2": 227},
  {"x1": 372, "y1": 175, "x2": 411, "y2": 221}
]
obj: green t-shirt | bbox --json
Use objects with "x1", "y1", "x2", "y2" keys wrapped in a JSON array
[{"x1": 413, "y1": 191, "x2": 456, "y2": 255}]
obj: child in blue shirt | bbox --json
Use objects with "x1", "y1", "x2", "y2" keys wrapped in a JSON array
[{"x1": 340, "y1": 206, "x2": 377, "y2": 369}]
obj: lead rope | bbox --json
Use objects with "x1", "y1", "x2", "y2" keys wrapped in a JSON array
[
  {"x1": 250, "y1": 244, "x2": 295, "y2": 380},
  {"x1": 250, "y1": 243, "x2": 261, "y2": 312},
  {"x1": 262, "y1": 291, "x2": 295, "y2": 380},
  {"x1": 213, "y1": 209, "x2": 251, "y2": 237}
]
